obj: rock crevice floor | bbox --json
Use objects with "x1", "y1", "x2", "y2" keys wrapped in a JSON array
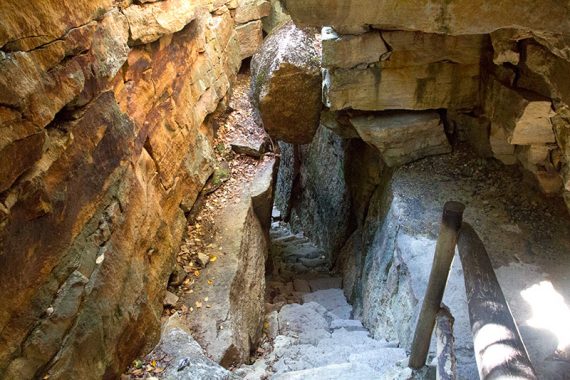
[{"x1": 235, "y1": 222, "x2": 411, "y2": 380}]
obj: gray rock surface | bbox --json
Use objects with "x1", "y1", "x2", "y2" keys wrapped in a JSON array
[
  {"x1": 251, "y1": 21, "x2": 322, "y2": 144},
  {"x1": 338, "y1": 148, "x2": 570, "y2": 379},
  {"x1": 275, "y1": 126, "x2": 352, "y2": 261},
  {"x1": 238, "y1": 286, "x2": 408, "y2": 379},
  {"x1": 262, "y1": 0, "x2": 291, "y2": 34},
  {"x1": 150, "y1": 319, "x2": 240, "y2": 380},
  {"x1": 182, "y1": 157, "x2": 278, "y2": 367}
]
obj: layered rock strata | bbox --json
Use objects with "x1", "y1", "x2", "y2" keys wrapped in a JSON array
[
  {"x1": 283, "y1": 0, "x2": 570, "y2": 208},
  {"x1": 0, "y1": 0, "x2": 257, "y2": 377},
  {"x1": 234, "y1": 0, "x2": 270, "y2": 59}
]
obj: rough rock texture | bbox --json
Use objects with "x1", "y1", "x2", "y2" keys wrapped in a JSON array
[
  {"x1": 283, "y1": 0, "x2": 570, "y2": 206},
  {"x1": 236, "y1": 20, "x2": 264, "y2": 60},
  {"x1": 183, "y1": 157, "x2": 278, "y2": 367},
  {"x1": 234, "y1": 0, "x2": 271, "y2": 24},
  {"x1": 337, "y1": 148, "x2": 570, "y2": 379},
  {"x1": 282, "y1": 0, "x2": 570, "y2": 36},
  {"x1": 147, "y1": 318, "x2": 240, "y2": 380},
  {"x1": 351, "y1": 112, "x2": 451, "y2": 167},
  {"x1": 275, "y1": 126, "x2": 352, "y2": 260},
  {"x1": 0, "y1": 1, "x2": 241, "y2": 378},
  {"x1": 233, "y1": 0, "x2": 271, "y2": 60},
  {"x1": 262, "y1": 0, "x2": 291, "y2": 34},
  {"x1": 321, "y1": 28, "x2": 387, "y2": 69},
  {"x1": 322, "y1": 31, "x2": 484, "y2": 111},
  {"x1": 251, "y1": 22, "x2": 322, "y2": 144}
]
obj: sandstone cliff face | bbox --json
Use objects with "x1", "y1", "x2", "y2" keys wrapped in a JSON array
[{"x1": 0, "y1": 0, "x2": 264, "y2": 378}]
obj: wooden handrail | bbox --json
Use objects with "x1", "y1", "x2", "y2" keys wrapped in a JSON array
[
  {"x1": 408, "y1": 203, "x2": 537, "y2": 379},
  {"x1": 458, "y1": 223, "x2": 537, "y2": 380},
  {"x1": 409, "y1": 201, "x2": 465, "y2": 369}
]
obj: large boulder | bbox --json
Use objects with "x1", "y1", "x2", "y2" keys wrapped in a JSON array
[{"x1": 251, "y1": 21, "x2": 322, "y2": 144}]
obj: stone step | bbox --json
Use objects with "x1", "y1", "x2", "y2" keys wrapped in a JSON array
[
  {"x1": 330, "y1": 319, "x2": 366, "y2": 331},
  {"x1": 273, "y1": 362, "x2": 381, "y2": 380},
  {"x1": 348, "y1": 347, "x2": 408, "y2": 373},
  {"x1": 276, "y1": 239, "x2": 314, "y2": 251},
  {"x1": 299, "y1": 256, "x2": 328, "y2": 268}
]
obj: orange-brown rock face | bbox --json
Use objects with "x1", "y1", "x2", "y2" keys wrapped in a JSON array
[{"x1": 0, "y1": 1, "x2": 242, "y2": 379}]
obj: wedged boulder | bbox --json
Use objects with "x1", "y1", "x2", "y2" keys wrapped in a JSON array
[
  {"x1": 281, "y1": 0, "x2": 570, "y2": 36},
  {"x1": 350, "y1": 112, "x2": 451, "y2": 167},
  {"x1": 251, "y1": 21, "x2": 322, "y2": 144}
]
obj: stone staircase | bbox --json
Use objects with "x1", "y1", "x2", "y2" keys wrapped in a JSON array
[{"x1": 236, "y1": 222, "x2": 418, "y2": 379}]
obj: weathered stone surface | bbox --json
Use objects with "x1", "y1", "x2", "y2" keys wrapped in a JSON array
[
  {"x1": 0, "y1": 9, "x2": 129, "y2": 129},
  {"x1": 491, "y1": 29, "x2": 522, "y2": 65},
  {"x1": 490, "y1": 123, "x2": 517, "y2": 165},
  {"x1": 282, "y1": 0, "x2": 570, "y2": 36},
  {"x1": 484, "y1": 77, "x2": 556, "y2": 145},
  {"x1": 519, "y1": 42, "x2": 570, "y2": 106},
  {"x1": 323, "y1": 31, "x2": 484, "y2": 112},
  {"x1": 320, "y1": 110, "x2": 359, "y2": 139},
  {"x1": 122, "y1": 0, "x2": 199, "y2": 45},
  {"x1": 0, "y1": 132, "x2": 45, "y2": 192},
  {"x1": 251, "y1": 21, "x2": 322, "y2": 144},
  {"x1": 0, "y1": 0, "x2": 114, "y2": 51},
  {"x1": 447, "y1": 111, "x2": 493, "y2": 158},
  {"x1": 150, "y1": 318, "x2": 240, "y2": 380},
  {"x1": 184, "y1": 158, "x2": 277, "y2": 367},
  {"x1": 324, "y1": 62, "x2": 480, "y2": 112},
  {"x1": 234, "y1": 0, "x2": 271, "y2": 24},
  {"x1": 250, "y1": 157, "x2": 279, "y2": 232},
  {"x1": 351, "y1": 112, "x2": 451, "y2": 167},
  {"x1": 322, "y1": 28, "x2": 387, "y2": 69},
  {"x1": 337, "y1": 149, "x2": 570, "y2": 379},
  {"x1": 231, "y1": 137, "x2": 267, "y2": 157},
  {"x1": 381, "y1": 31, "x2": 485, "y2": 67},
  {"x1": 236, "y1": 20, "x2": 264, "y2": 59},
  {"x1": 262, "y1": 0, "x2": 291, "y2": 34},
  {"x1": 276, "y1": 126, "x2": 352, "y2": 259},
  {"x1": 0, "y1": 3, "x2": 241, "y2": 379}
]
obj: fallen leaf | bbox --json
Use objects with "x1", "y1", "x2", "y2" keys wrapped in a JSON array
[{"x1": 209, "y1": 256, "x2": 218, "y2": 263}]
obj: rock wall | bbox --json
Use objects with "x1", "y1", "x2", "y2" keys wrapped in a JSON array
[
  {"x1": 275, "y1": 126, "x2": 353, "y2": 261},
  {"x1": 0, "y1": 0, "x2": 268, "y2": 378},
  {"x1": 281, "y1": 0, "x2": 570, "y2": 210}
]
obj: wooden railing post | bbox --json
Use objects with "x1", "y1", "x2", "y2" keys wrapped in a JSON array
[
  {"x1": 458, "y1": 223, "x2": 537, "y2": 380},
  {"x1": 409, "y1": 201, "x2": 465, "y2": 369}
]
